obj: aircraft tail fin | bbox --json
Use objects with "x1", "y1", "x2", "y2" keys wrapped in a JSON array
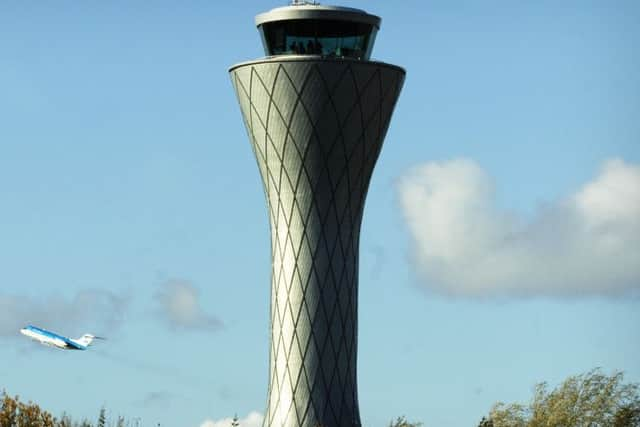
[{"x1": 73, "y1": 334, "x2": 105, "y2": 347}]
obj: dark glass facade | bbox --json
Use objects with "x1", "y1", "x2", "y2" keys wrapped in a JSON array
[{"x1": 259, "y1": 19, "x2": 377, "y2": 60}]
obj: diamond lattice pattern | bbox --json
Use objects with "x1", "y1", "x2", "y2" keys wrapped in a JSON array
[{"x1": 231, "y1": 58, "x2": 404, "y2": 427}]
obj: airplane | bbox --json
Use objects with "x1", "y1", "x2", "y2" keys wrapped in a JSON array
[{"x1": 20, "y1": 325, "x2": 105, "y2": 350}]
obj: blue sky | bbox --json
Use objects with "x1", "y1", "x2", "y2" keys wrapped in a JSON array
[{"x1": 1, "y1": 1, "x2": 639, "y2": 426}]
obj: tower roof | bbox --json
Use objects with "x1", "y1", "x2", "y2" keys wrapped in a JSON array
[{"x1": 255, "y1": 4, "x2": 381, "y2": 29}]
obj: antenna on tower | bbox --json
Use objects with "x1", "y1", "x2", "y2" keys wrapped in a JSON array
[{"x1": 290, "y1": 0, "x2": 319, "y2": 5}]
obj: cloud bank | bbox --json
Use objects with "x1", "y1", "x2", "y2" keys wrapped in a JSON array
[
  {"x1": 200, "y1": 412, "x2": 263, "y2": 427},
  {"x1": 0, "y1": 289, "x2": 127, "y2": 337},
  {"x1": 397, "y1": 158, "x2": 640, "y2": 298},
  {"x1": 154, "y1": 279, "x2": 223, "y2": 332}
]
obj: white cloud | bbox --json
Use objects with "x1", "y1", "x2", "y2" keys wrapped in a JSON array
[
  {"x1": 200, "y1": 411, "x2": 263, "y2": 427},
  {"x1": 154, "y1": 279, "x2": 223, "y2": 332},
  {"x1": 0, "y1": 289, "x2": 127, "y2": 337},
  {"x1": 397, "y1": 158, "x2": 640, "y2": 298}
]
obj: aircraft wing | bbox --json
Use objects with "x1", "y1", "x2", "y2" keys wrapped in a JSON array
[{"x1": 63, "y1": 337, "x2": 87, "y2": 350}]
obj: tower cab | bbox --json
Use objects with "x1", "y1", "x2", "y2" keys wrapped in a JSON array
[{"x1": 256, "y1": 3, "x2": 381, "y2": 60}]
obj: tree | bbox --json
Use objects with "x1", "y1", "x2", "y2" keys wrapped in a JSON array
[
  {"x1": 0, "y1": 389, "x2": 103, "y2": 427},
  {"x1": 58, "y1": 412, "x2": 73, "y2": 427},
  {"x1": 483, "y1": 369, "x2": 640, "y2": 427},
  {"x1": 614, "y1": 404, "x2": 640, "y2": 427},
  {"x1": 231, "y1": 414, "x2": 240, "y2": 427},
  {"x1": 0, "y1": 390, "x2": 58, "y2": 427},
  {"x1": 97, "y1": 407, "x2": 107, "y2": 427},
  {"x1": 477, "y1": 416, "x2": 494, "y2": 427},
  {"x1": 388, "y1": 415, "x2": 423, "y2": 427},
  {"x1": 0, "y1": 390, "x2": 19, "y2": 427}
]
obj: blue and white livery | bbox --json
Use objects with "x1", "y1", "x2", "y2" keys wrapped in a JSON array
[{"x1": 20, "y1": 325, "x2": 104, "y2": 350}]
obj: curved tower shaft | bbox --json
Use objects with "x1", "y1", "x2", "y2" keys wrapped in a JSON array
[{"x1": 230, "y1": 6, "x2": 404, "y2": 427}]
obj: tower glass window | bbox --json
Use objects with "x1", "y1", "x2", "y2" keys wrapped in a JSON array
[{"x1": 259, "y1": 19, "x2": 378, "y2": 60}]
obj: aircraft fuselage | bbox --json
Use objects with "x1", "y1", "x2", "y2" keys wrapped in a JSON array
[{"x1": 20, "y1": 325, "x2": 87, "y2": 350}]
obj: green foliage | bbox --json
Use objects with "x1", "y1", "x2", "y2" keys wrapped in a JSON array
[
  {"x1": 59, "y1": 413, "x2": 72, "y2": 427},
  {"x1": 0, "y1": 390, "x2": 57, "y2": 427},
  {"x1": 484, "y1": 369, "x2": 640, "y2": 427},
  {"x1": 477, "y1": 416, "x2": 494, "y2": 427},
  {"x1": 96, "y1": 407, "x2": 106, "y2": 427},
  {"x1": 614, "y1": 404, "x2": 640, "y2": 427},
  {"x1": 0, "y1": 391, "x2": 19, "y2": 427},
  {"x1": 0, "y1": 389, "x2": 135, "y2": 427},
  {"x1": 388, "y1": 415, "x2": 423, "y2": 427}
]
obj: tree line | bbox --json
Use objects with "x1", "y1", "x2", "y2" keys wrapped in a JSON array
[
  {"x1": 390, "y1": 369, "x2": 640, "y2": 427},
  {"x1": 3, "y1": 368, "x2": 639, "y2": 426},
  {"x1": 477, "y1": 369, "x2": 640, "y2": 427},
  {"x1": 0, "y1": 394, "x2": 129, "y2": 427}
]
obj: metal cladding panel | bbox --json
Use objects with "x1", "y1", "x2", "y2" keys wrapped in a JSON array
[{"x1": 230, "y1": 58, "x2": 404, "y2": 427}]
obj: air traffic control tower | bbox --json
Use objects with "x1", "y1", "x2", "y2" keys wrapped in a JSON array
[{"x1": 230, "y1": 3, "x2": 405, "y2": 426}]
